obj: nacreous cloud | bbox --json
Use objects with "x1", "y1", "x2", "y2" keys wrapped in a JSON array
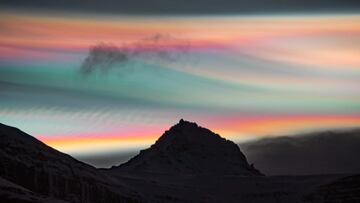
[{"x1": 81, "y1": 34, "x2": 189, "y2": 74}]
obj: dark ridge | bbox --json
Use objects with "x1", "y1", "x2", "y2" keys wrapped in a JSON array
[{"x1": 0, "y1": 123, "x2": 140, "y2": 203}]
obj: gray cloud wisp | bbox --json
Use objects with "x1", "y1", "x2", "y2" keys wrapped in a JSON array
[{"x1": 81, "y1": 34, "x2": 190, "y2": 74}]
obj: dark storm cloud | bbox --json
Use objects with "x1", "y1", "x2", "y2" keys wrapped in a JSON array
[
  {"x1": 81, "y1": 34, "x2": 189, "y2": 74},
  {"x1": 1, "y1": 0, "x2": 359, "y2": 14},
  {"x1": 240, "y1": 129, "x2": 360, "y2": 175}
]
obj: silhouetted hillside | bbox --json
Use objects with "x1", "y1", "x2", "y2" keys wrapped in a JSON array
[{"x1": 0, "y1": 123, "x2": 139, "y2": 203}]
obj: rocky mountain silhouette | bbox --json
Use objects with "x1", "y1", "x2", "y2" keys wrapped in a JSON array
[
  {"x1": 111, "y1": 119, "x2": 262, "y2": 176},
  {"x1": 1, "y1": 121, "x2": 360, "y2": 203}
]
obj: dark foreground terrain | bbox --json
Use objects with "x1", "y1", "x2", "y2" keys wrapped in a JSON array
[{"x1": 0, "y1": 120, "x2": 359, "y2": 202}]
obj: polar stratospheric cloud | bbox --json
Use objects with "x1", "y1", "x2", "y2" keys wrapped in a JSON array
[{"x1": 0, "y1": 10, "x2": 360, "y2": 164}]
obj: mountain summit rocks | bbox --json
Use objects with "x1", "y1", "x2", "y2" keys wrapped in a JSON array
[{"x1": 112, "y1": 119, "x2": 263, "y2": 176}]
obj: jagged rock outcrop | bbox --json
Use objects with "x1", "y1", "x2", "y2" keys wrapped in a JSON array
[
  {"x1": 0, "y1": 123, "x2": 139, "y2": 203},
  {"x1": 111, "y1": 119, "x2": 263, "y2": 176}
]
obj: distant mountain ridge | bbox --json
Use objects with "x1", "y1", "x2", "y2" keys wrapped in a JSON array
[
  {"x1": 111, "y1": 119, "x2": 263, "y2": 176},
  {"x1": 241, "y1": 128, "x2": 360, "y2": 175}
]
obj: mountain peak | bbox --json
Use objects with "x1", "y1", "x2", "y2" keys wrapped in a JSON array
[
  {"x1": 173, "y1": 118, "x2": 198, "y2": 129},
  {"x1": 178, "y1": 118, "x2": 195, "y2": 125},
  {"x1": 112, "y1": 120, "x2": 263, "y2": 176}
]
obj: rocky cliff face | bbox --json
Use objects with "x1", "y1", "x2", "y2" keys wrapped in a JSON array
[
  {"x1": 0, "y1": 123, "x2": 139, "y2": 203},
  {"x1": 111, "y1": 119, "x2": 263, "y2": 176},
  {"x1": 0, "y1": 176, "x2": 68, "y2": 203}
]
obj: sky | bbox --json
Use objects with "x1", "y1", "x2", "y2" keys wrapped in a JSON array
[{"x1": 0, "y1": 1, "x2": 360, "y2": 167}]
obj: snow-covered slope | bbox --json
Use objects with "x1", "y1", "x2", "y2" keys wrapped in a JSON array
[
  {"x1": 0, "y1": 123, "x2": 139, "y2": 203},
  {"x1": 110, "y1": 119, "x2": 262, "y2": 176}
]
